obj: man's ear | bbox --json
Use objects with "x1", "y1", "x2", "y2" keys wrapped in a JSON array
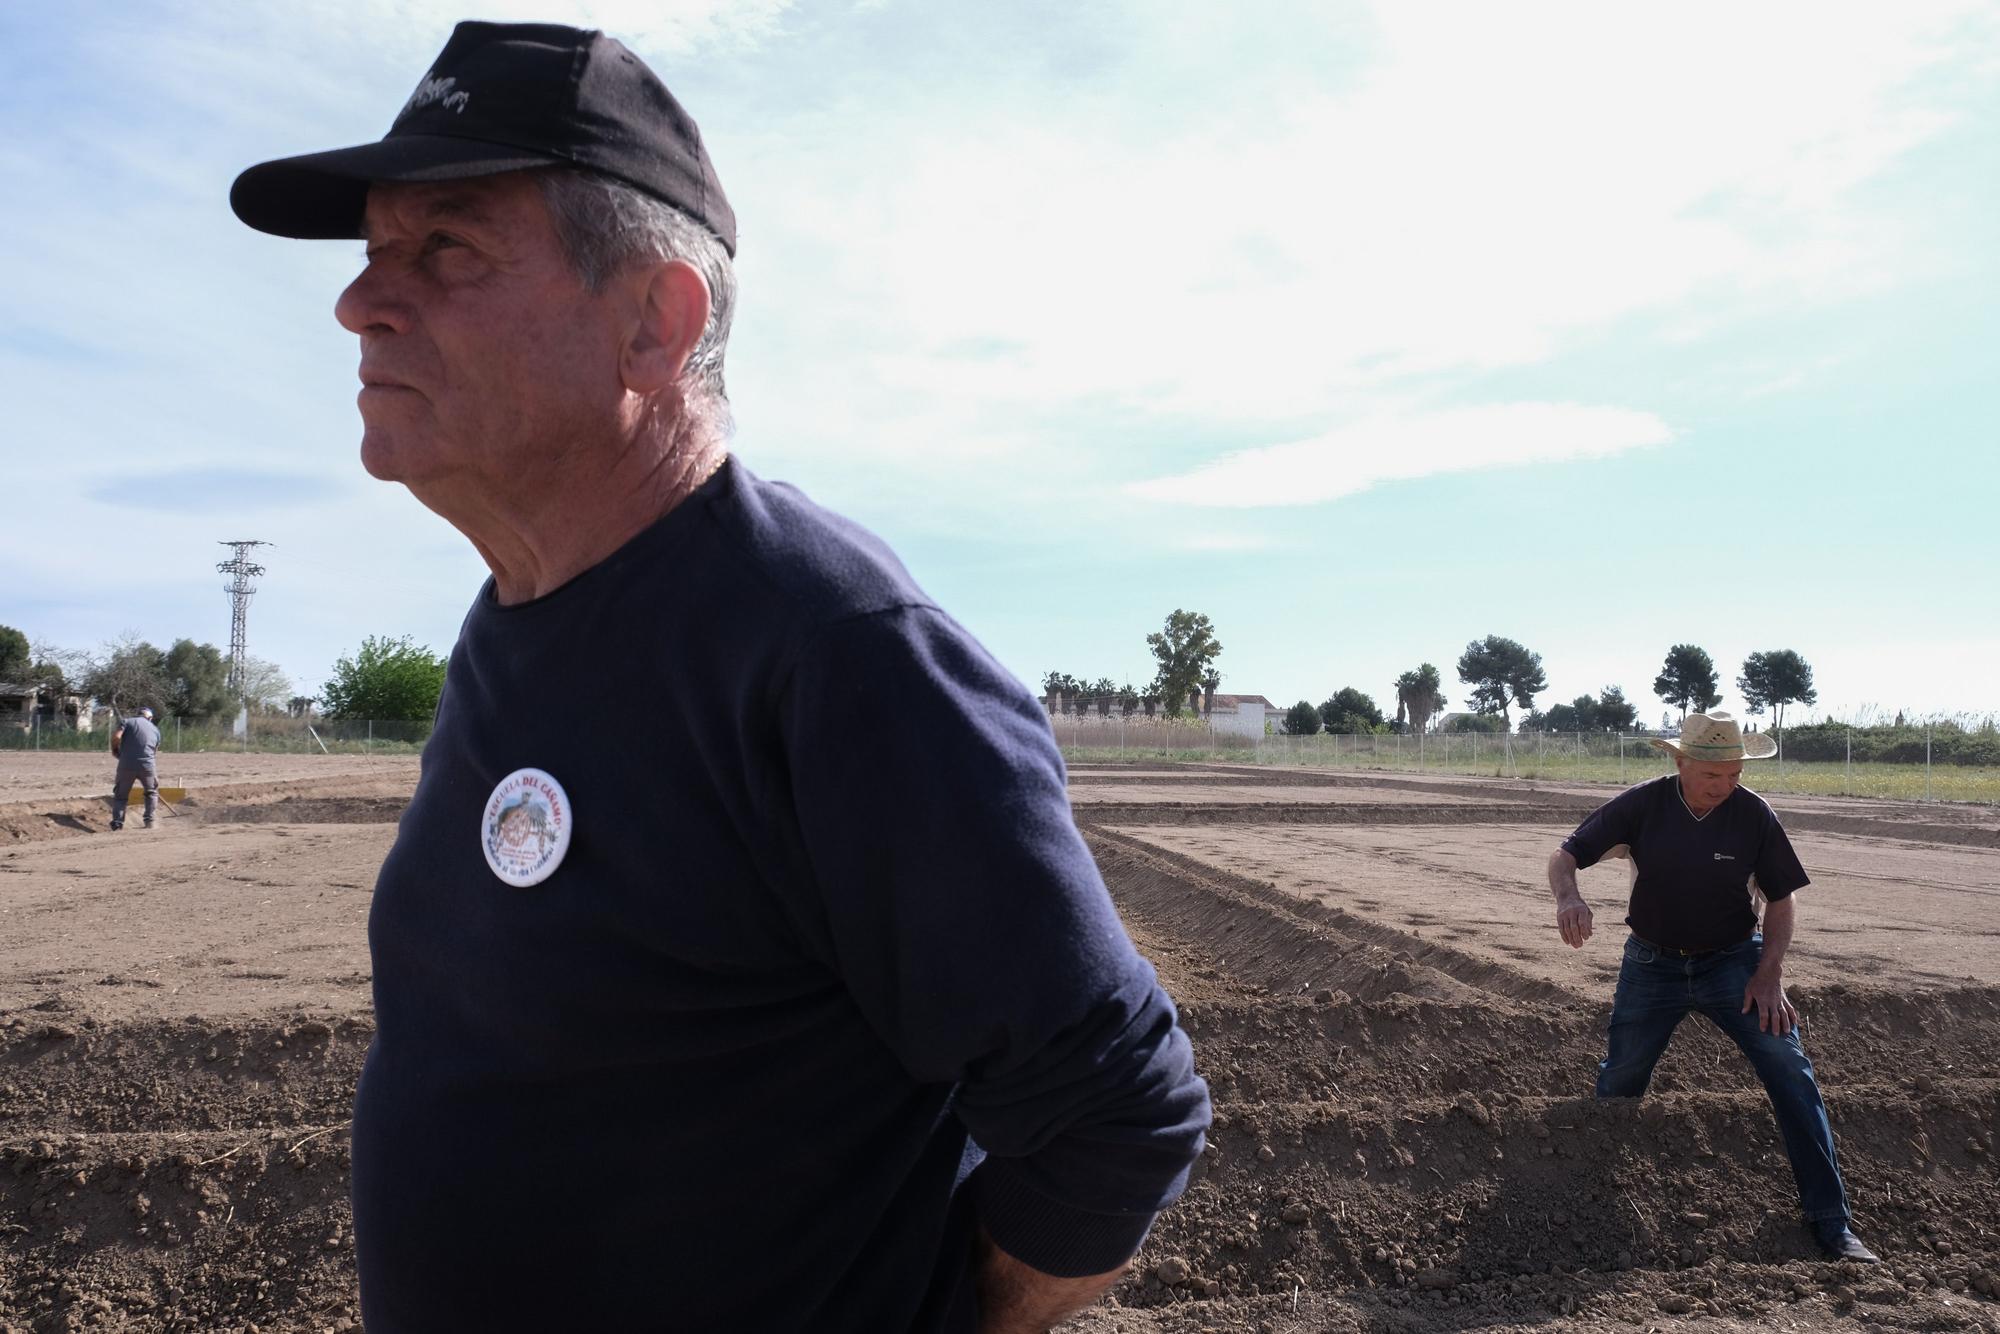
[{"x1": 621, "y1": 260, "x2": 711, "y2": 396}]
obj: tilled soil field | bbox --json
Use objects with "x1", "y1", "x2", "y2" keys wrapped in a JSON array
[
  {"x1": 1, "y1": 754, "x2": 1997, "y2": 1332},
  {"x1": 1074, "y1": 764, "x2": 2000, "y2": 1333}
]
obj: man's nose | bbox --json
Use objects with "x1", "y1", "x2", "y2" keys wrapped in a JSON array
[{"x1": 335, "y1": 262, "x2": 409, "y2": 336}]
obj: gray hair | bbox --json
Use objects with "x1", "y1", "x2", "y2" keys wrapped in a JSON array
[{"x1": 531, "y1": 167, "x2": 736, "y2": 438}]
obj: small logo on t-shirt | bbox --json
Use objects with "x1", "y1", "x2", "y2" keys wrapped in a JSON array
[
  {"x1": 1714, "y1": 852, "x2": 1735, "y2": 861},
  {"x1": 481, "y1": 767, "x2": 571, "y2": 887}
]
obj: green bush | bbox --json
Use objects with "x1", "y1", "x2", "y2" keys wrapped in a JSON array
[{"x1": 1774, "y1": 720, "x2": 2000, "y2": 767}]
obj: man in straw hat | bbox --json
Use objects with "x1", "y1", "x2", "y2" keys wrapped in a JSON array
[
  {"x1": 229, "y1": 20, "x2": 1207, "y2": 1333},
  {"x1": 1545, "y1": 711, "x2": 1877, "y2": 1262}
]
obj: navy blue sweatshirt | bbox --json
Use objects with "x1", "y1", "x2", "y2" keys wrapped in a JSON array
[{"x1": 351, "y1": 458, "x2": 1210, "y2": 1332}]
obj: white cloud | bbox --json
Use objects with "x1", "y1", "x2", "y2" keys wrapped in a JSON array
[
  {"x1": 1125, "y1": 402, "x2": 1671, "y2": 507},
  {"x1": 733, "y1": 0, "x2": 1993, "y2": 464}
]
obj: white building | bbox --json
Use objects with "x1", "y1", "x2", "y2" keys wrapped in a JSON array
[{"x1": 1206, "y1": 693, "x2": 1282, "y2": 740}]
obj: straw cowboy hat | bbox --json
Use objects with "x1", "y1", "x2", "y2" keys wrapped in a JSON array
[{"x1": 1650, "y1": 710, "x2": 1777, "y2": 762}]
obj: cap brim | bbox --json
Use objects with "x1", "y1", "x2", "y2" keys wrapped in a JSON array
[{"x1": 231, "y1": 135, "x2": 569, "y2": 239}]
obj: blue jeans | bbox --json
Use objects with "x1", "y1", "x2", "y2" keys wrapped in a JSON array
[{"x1": 1597, "y1": 933, "x2": 1849, "y2": 1225}]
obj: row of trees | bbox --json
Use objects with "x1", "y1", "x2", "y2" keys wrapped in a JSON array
[
  {"x1": 1044, "y1": 609, "x2": 1225, "y2": 718},
  {"x1": 1280, "y1": 638, "x2": 1819, "y2": 737},
  {"x1": 3, "y1": 624, "x2": 449, "y2": 723},
  {"x1": 3, "y1": 626, "x2": 280, "y2": 717},
  {"x1": 1042, "y1": 613, "x2": 1822, "y2": 741}
]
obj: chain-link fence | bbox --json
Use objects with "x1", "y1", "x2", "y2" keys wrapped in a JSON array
[
  {"x1": 1050, "y1": 713, "x2": 1998, "y2": 804},
  {"x1": 6, "y1": 704, "x2": 1991, "y2": 803},
  {"x1": 0, "y1": 713, "x2": 431, "y2": 754}
]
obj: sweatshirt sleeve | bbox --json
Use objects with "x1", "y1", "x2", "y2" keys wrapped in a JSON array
[{"x1": 777, "y1": 604, "x2": 1211, "y2": 1277}]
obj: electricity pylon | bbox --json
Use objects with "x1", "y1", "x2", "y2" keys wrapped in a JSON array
[{"x1": 217, "y1": 541, "x2": 271, "y2": 696}]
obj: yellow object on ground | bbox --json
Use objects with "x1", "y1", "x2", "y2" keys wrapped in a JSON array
[{"x1": 118, "y1": 786, "x2": 187, "y2": 806}]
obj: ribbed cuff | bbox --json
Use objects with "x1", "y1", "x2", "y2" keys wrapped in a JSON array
[{"x1": 970, "y1": 1163, "x2": 1158, "y2": 1279}]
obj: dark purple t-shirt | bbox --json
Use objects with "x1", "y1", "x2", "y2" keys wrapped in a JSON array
[{"x1": 1561, "y1": 774, "x2": 1809, "y2": 952}]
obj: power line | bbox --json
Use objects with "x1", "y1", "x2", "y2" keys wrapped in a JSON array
[{"x1": 217, "y1": 540, "x2": 271, "y2": 696}]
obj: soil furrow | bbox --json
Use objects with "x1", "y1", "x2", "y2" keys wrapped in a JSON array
[{"x1": 1093, "y1": 829, "x2": 1581, "y2": 1007}]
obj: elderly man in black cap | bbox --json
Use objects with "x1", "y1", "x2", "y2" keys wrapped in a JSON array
[
  {"x1": 232, "y1": 22, "x2": 1208, "y2": 1334},
  {"x1": 1546, "y1": 711, "x2": 1876, "y2": 1263}
]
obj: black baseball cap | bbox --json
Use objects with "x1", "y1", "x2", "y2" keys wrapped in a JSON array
[{"x1": 230, "y1": 21, "x2": 735, "y2": 255}]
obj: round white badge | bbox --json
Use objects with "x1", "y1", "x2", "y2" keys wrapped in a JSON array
[{"x1": 480, "y1": 767, "x2": 572, "y2": 887}]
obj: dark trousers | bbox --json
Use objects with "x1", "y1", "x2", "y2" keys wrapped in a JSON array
[
  {"x1": 111, "y1": 762, "x2": 158, "y2": 828},
  {"x1": 1597, "y1": 933, "x2": 1850, "y2": 1225}
]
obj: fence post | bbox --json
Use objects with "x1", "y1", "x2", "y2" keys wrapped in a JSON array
[
  {"x1": 1845, "y1": 727, "x2": 1851, "y2": 796},
  {"x1": 175, "y1": 717, "x2": 181, "y2": 752},
  {"x1": 1619, "y1": 734, "x2": 1625, "y2": 785},
  {"x1": 1576, "y1": 732, "x2": 1582, "y2": 779},
  {"x1": 1926, "y1": 723, "x2": 1933, "y2": 802}
]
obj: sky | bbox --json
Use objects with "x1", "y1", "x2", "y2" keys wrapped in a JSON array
[{"x1": 2, "y1": 0, "x2": 1995, "y2": 726}]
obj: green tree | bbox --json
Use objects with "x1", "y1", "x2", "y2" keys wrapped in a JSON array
[
  {"x1": 1040, "y1": 671, "x2": 1083, "y2": 713},
  {"x1": 1540, "y1": 685, "x2": 1639, "y2": 734},
  {"x1": 1440, "y1": 711, "x2": 1505, "y2": 733},
  {"x1": 1282, "y1": 700, "x2": 1322, "y2": 735},
  {"x1": 1456, "y1": 635, "x2": 1547, "y2": 728},
  {"x1": 162, "y1": 639, "x2": 232, "y2": 718},
  {"x1": 0, "y1": 625, "x2": 29, "y2": 681},
  {"x1": 1319, "y1": 687, "x2": 1385, "y2": 735},
  {"x1": 24, "y1": 660, "x2": 68, "y2": 696},
  {"x1": 1738, "y1": 650, "x2": 1817, "y2": 733},
  {"x1": 1653, "y1": 643, "x2": 1721, "y2": 721},
  {"x1": 1393, "y1": 663, "x2": 1446, "y2": 734},
  {"x1": 321, "y1": 636, "x2": 448, "y2": 721},
  {"x1": 1146, "y1": 609, "x2": 1223, "y2": 718},
  {"x1": 1597, "y1": 685, "x2": 1638, "y2": 732},
  {"x1": 1541, "y1": 696, "x2": 1599, "y2": 733},
  {"x1": 85, "y1": 636, "x2": 169, "y2": 713}
]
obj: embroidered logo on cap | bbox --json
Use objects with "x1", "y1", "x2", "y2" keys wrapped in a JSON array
[
  {"x1": 481, "y1": 767, "x2": 570, "y2": 887},
  {"x1": 402, "y1": 72, "x2": 471, "y2": 117}
]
